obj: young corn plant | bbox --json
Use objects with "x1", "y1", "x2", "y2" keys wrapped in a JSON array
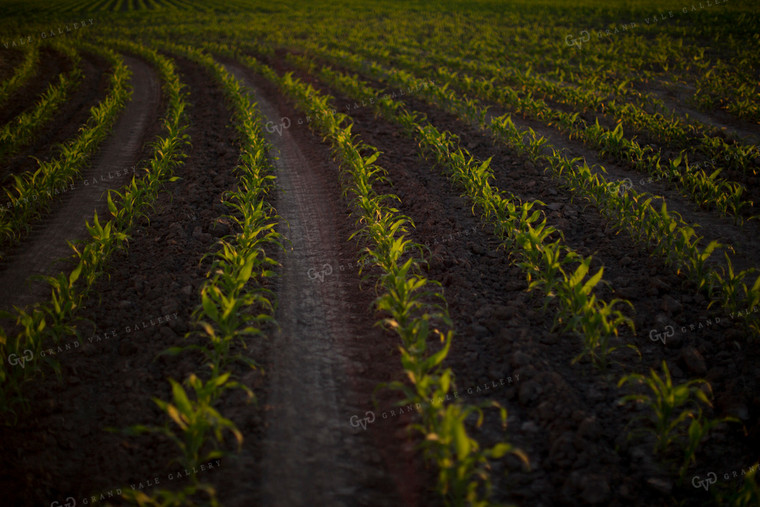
[
  {"x1": 319, "y1": 39, "x2": 755, "y2": 221},
  {"x1": 127, "y1": 374, "x2": 245, "y2": 469},
  {"x1": 618, "y1": 361, "x2": 730, "y2": 479},
  {"x1": 713, "y1": 466, "x2": 760, "y2": 507},
  {"x1": 0, "y1": 43, "x2": 132, "y2": 248},
  {"x1": 116, "y1": 41, "x2": 281, "y2": 507},
  {"x1": 0, "y1": 44, "x2": 39, "y2": 106},
  {"x1": 561, "y1": 257, "x2": 636, "y2": 368}
]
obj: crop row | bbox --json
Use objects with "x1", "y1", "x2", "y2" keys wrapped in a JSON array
[
  {"x1": 0, "y1": 42, "x2": 85, "y2": 161},
  {"x1": 293, "y1": 42, "x2": 760, "y2": 338},
  {"x1": 0, "y1": 40, "x2": 189, "y2": 425},
  {"x1": 0, "y1": 43, "x2": 40, "y2": 107},
  {"x1": 355, "y1": 37, "x2": 759, "y2": 178},
  {"x1": 691, "y1": 56, "x2": 760, "y2": 123},
  {"x1": 0, "y1": 42, "x2": 131, "y2": 250},
  {"x1": 318, "y1": 40, "x2": 755, "y2": 222},
  {"x1": 120, "y1": 43, "x2": 280, "y2": 506},
  {"x1": 240, "y1": 41, "x2": 757, "y2": 500},
  {"x1": 246, "y1": 6, "x2": 756, "y2": 176},
  {"x1": 199, "y1": 44, "x2": 529, "y2": 505},
  {"x1": 67, "y1": 1, "x2": 757, "y2": 129},
  {"x1": 292, "y1": 53, "x2": 636, "y2": 370},
  {"x1": 271, "y1": 45, "x2": 760, "y2": 500}
]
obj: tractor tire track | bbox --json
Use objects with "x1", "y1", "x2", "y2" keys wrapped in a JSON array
[{"x1": 225, "y1": 61, "x2": 423, "y2": 507}]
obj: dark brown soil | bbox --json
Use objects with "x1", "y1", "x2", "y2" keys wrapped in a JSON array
[
  {"x1": 223, "y1": 59, "x2": 430, "y2": 506},
  {"x1": 0, "y1": 47, "x2": 24, "y2": 85},
  {"x1": 246, "y1": 48, "x2": 760, "y2": 506},
  {"x1": 2, "y1": 37, "x2": 757, "y2": 507},
  {"x1": 0, "y1": 46, "x2": 71, "y2": 127},
  {"x1": 0, "y1": 54, "x2": 161, "y2": 313},
  {"x1": 0, "y1": 49, "x2": 111, "y2": 187},
  {"x1": 0, "y1": 49, "x2": 431, "y2": 507},
  {"x1": 0, "y1": 54, "x2": 236, "y2": 506}
]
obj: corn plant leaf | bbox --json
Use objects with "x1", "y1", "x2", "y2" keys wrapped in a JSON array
[
  {"x1": 170, "y1": 379, "x2": 192, "y2": 416},
  {"x1": 454, "y1": 420, "x2": 471, "y2": 457},
  {"x1": 68, "y1": 261, "x2": 83, "y2": 286},
  {"x1": 581, "y1": 267, "x2": 604, "y2": 295}
]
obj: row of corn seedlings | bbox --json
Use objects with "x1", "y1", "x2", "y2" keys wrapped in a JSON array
[
  {"x1": 218, "y1": 46, "x2": 526, "y2": 506},
  {"x1": 291, "y1": 53, "x2": 636, "y2": 370},
  {"x1": 691, "y1": 57, "x2": 760, "y2": 124},
  {"x1": 349, "y1": 35, "x2": 759, "y2": 178},
  {"x1": 0, "y1": 41, "x2": 189, "y2": 425},
  {"x1": 0, "y1": 43, "x2": 40, "y2": 106},
  {"x1": 117, "y1": 43, "x2": 281, "y2": 506},
  {"x1": 262, "y1": 20, "x2": 756, "y2": 178},
  {"x1": 298, "y1": 43, "x2": 760, "y2": 338},
  {"x1": 279, "y1": 50, "x2": 759, "y2": 500},
  {"x1": 0, "y1": 41, "x2": 85, "y2": 161},
  {"x1": 309, "y1": 41, "x2": 755, "y2": 223},
  {"x1": 0, "y1": 42, "x2": 132, "y2": 250}
]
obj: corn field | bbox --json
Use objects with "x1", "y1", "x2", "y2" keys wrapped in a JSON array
[{"x1": 0, "y1": 1, "x2": 758, "y2": 506}]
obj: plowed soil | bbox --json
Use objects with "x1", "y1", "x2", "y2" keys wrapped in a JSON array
[
  {"x1": 2, "y1": 33, "x2": 758, "y2": 507},
  {"x1": 244, "y1": 48, "x2": 760, "y2": 506},
  {"x1": 0, "y1": 55, "x2": 161, "y2": 313}
]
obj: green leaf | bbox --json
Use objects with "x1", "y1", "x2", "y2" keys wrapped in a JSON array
[
  {"x1": 170, "y1": 379, "x2": 192, "y2": 415},
  {"x1": 568, "y1": 259, "x2": 590, "y2": 287},
  {"x1": 201, "y1": 292, "x2": 219, "y2": 321},
  {"x1": 581, "y1": 266, "x2": 604, "y2": 295},
  {"x1": 454, "y1": 421, "x2": 471, "y2": 458},
  {"x1": 238, "y1": 257, "x2": 255, "y2": 284},
  {"x1": 68, "y1": 262, "x2": 83, "y2": 286},
  {"x1": 489, "y1": 442, "x2": 514, "y2": 459}
]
